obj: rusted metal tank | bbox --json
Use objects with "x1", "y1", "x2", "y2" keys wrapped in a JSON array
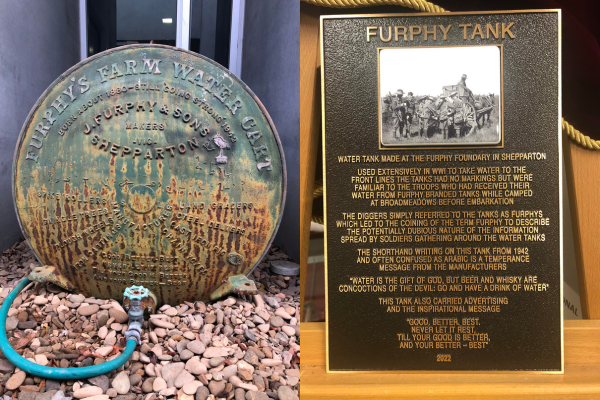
[{"x1": 12, "y1": 45, "x2": 286, "y2": 305}]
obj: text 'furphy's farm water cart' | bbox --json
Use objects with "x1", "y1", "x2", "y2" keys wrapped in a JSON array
[{"x1": 8, "y1": 45, "x2": 286, "y2": 378}]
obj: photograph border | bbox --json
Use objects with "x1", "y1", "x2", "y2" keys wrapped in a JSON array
[
  {"x1": 377, "y1": 44, "x2": 505, "y2": 150},
  {"x1": 320, "y1": 9, "x2": 563, "y2": 374}
]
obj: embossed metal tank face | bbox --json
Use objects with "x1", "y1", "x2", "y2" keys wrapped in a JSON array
[{"x1": 13, "y1": 45, "x2": 286, "y2": 305}]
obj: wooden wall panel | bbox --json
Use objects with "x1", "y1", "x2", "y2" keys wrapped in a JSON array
[
  {"x1": 564, "y1": 138, "x2": 600, "y2": 318},
  {"x1": 300, "y1": 4, "x2": 323, "y2": 319}
]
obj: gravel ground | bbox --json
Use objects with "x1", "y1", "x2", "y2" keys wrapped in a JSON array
[{"x1": 0, "y1": 240, "x2": 300, "y2": 400}]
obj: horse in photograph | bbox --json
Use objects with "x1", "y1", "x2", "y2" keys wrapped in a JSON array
[{"x1": 474, "y1": 93, "x2": 495, "y2": 128}]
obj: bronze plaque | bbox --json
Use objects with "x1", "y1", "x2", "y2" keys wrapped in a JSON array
[
  {"x1": 322, "y1": 11, "x2": 562, "y2": 372},
  {"x1": 13, "y1": 45, "x2": 286, "y2": 305}
]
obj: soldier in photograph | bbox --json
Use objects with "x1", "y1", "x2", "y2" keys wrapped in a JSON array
[
  {"x1": 404, "y1": 92, "x2": 415, "y2": 136},
  {"x1": 391, "y1": 89, "x2": 406, "y2": 138},
  {"x1": 419, "y1": 95, "x2": 437, "y2": 139},
  {"x1": 436, "y1": 95, "x2": 450, "y2": 140},
  {"x1": 446, "y1": 91, "x2": 463, "y2": 137},
  {"x1": 382, "y1": 91, "x2": 394, "y2": 112},
  {"x1": 457, "y1": 73, "x2": 473, "y2": 98}
]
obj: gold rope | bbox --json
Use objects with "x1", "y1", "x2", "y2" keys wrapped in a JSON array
[
  {"x1": 563, "y1": 118, "x2": 600, "y2": 150},
  {"x1": 302, "y1": 0, "x2": 600, "y2": 151},
  {"x1": 312, "y1": 214, "x2": 325, "y2": 225},
  {"x1": 312, "y1": 181, "x2": 324, "y2": 223},
  {"x1": 302, "y1": 0, "x2": 445, "y2": 12},
  {"x1": 313, "y1": 181, "x2": 324, "y2": 199}
]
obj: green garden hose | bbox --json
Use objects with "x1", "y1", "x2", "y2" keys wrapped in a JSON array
[{"x1": 0, "y1": 277, "x2": 140, "y2": 379}]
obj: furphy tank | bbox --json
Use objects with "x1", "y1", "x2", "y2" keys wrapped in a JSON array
[{"x1": 12, "y1": 45, "x2": 286, "y2": 305}]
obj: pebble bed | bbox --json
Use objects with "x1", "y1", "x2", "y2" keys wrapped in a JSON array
[{"x1": 0, "y1": 240, "x2": 300, "y2": 400}]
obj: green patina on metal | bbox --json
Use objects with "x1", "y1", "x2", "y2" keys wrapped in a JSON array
[
  {"x1": 13, "y1": 45, "x2": 286, "y2": 305},
  {"x1": 209, "y1": 274, "x2": 258, "y2": 301},
  {"x1": 29, "y1": 265, "x2": 74, "y2": 292}
]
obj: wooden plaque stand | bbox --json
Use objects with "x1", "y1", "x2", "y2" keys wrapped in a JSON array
[
  {"x1": 300, "y1": 3, "x2": 600, "y2": 398},
  {"x1": 301, "y1": 321, "x2": 600, "y2": 399}
]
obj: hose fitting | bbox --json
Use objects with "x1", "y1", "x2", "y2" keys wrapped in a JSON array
[
  {"x1": 123, "y1": 285, "x2": 155, "y2": 346},
  {"x1": 124, "y1": 324, "x2": 142, "y2": 345}
]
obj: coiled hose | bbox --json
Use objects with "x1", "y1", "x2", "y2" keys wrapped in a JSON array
[{"x1": 0, "y1": 277, "x2": 137, "y2": 379}]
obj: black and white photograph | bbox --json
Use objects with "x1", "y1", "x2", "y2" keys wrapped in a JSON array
[{"x1": 379, "y1": 45, "x2": 502, "y2": 147}]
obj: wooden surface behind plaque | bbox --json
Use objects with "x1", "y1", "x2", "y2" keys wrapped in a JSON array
[
  {"x1": 299, "y1": 3, "x2": 322, "y2": 320},
  {"x1": 564, "y1": 137, "x2": 600, "y2": 319},
  {"x1": 301, "y1": 321, "x2": 600, "y2": 399}
]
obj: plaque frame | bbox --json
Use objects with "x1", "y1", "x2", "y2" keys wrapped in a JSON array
[{"x1": 320, "y1": 10, "x2": 563, "y2": 374}]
